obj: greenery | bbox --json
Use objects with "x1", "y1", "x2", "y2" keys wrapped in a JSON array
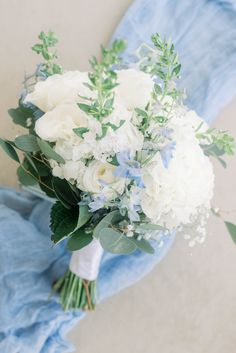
[
  {"x1": 32, "y1": 31, "x2": 62, "y2": 76},
  {"x1": 225, "y1": 221, "x2": 236, "y2": 245},
  {"x1": 198, "y1": 128, "x2": 235, "y2": 167},
  {"x1": 137, "y1": 33, "x2": 182, "y2": 100},
  {"x1": 53, "y1": 270, "x2": 96, "y2": 311},
  {"x1": 77, "y1": 39, "x2": 126, "y2": 139}
]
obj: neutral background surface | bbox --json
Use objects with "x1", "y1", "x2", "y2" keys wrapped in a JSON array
[{"x1": 0, "y1": 1, "x2": 235, "y2": 353}]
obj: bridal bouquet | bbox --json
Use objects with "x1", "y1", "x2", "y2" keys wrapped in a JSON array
[{"x1": 1, "y1": 31, "x2": 235, "y2": 311}]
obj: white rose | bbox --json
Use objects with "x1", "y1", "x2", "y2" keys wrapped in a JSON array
[
  {"x1": 35, "y1": 103, "x2": 88, "y2": 142},
  {"x1": 24, "y1": 71, "x2": 92, "y2": 112},
  {"x1": 115, "y1": 69, "x2": 154, "y2": 110},
  {"x1": 81, "y1": 161, "x2": 125, "y2": 198}
]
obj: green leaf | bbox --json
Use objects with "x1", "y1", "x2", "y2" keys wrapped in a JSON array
[
  {"x1": 8, "y1": 105, "x2": 33, "y2": 128},
  {"x1": 32, "y1": 44, "x2": 43, "y2": 53},
  {"x1": 0, "y1": 138, "x2": 20, "y2": 163},
  {"x1": 93, "y1": 210, "x2": 123, "y2": 239},
  {"x1": 52, "y1": 177, "x2": 79, "y2": 208},
  {"x1": 154, "y1": 84, "x2": 162, "y2": 95},
  {"x1": 50, "y1": 202, "x2": 79, "y2": 243},
  {"x1": 30, "y1": 157, "x2": 50, "y2": 176},
  {"x1": 67, "y1": 229, "x2": 93, "y2": 251},
  {"x1": 217, "y1": 156, "x2": 227, "y2": 168},
  {"x1": 209, "y1": 144, "x2": 225, "y2": 157},
  {"x1": 17, "y1": 165, "x2": 37, "y2": 186},
  {"x1": 39, "y1": 175, "x2": 55, "y2": 198},
  {"x1": 37, "y1": 139, "x2": 65, "y2": 164},
  {"x1": 130, "y1": 237, "x2": 155, "y2": 254},
  {"x1": 135, "y1": 108, "x2": 148, "y2": 119},
  {"x1": 225, "y1": 221, "x2": 236, "y2": 245},
  {"x1": 77, "y1": 205, "x2": 92, "y2": 229},
  {"x1": 109, "y1": 154, "x2": 119, "y2": 166},
  {"x1": 99, "y1": 228, "x2": 137, "y2": 254},
  {"x1": 78, "y1": 103, "x2": 95, "y2": 115},
  {"x1": 172, "y1": 64, "x2": 181, "y2": 77},
  {"x1": 106, "y1": 120, "x2": 125, "y2": 131},
  {"x1": 15, "y1": 135, "x2": 40, "y2": 152},
  {"x1": 73, "y1": 127, "x2": 89, "y2": 138}
]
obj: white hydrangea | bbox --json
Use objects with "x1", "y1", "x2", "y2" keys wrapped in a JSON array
[{"x1": 141, "y1": 109, "x2": 214, "y2": 229}]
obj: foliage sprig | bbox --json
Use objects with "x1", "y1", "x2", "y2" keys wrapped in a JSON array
[{"x1": 32, "y1": 31, "x2": 62, "y2": 76}]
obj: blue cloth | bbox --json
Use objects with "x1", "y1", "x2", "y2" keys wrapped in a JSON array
[{"x1": 1, "y1": 1, "x2": 236, "y2": 352}]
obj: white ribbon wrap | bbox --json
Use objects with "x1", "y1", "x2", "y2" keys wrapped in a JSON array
[{"x1": 69, "y1": 239, "x2": 104, "y2": 281}]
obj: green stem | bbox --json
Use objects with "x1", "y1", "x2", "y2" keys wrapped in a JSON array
[{"x1": 53, "y1": 270, "x2": 97, "y2": 311}]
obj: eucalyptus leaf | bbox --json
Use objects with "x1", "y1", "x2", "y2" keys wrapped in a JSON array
[
  {"x1": 37, "y1": 139, "x2": 65, "y2": 164},
  {"x1": 99, "y1": 227, "x2": 137, "y2": 254},
  {"x1": 8, "y1": 104, "x2": 33, "y2": 128},
  {"x1": 225, "y1": 221, "x2": 236, "y2": 245},
  {"x1": 93, "y1": 210, "x2": 123, "y2": 239},
  {"x1": 17, "y1": 165, "x2": 37, "y2": 186},
  {"x1": 0, "y1": 138, "x2": 20, "y2": 163},
  {"x1": 15, "y1": 135, "x2": 40, "y2": 152},
  {"x1": 130, "y1": 237, "x2": 155, "y2": 254},
  {"x1": 67, "y1": 229, "x2": 93, "y2": 251}
]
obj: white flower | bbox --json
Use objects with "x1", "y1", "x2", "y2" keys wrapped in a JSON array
[
  {"x1": 80, "y1": 160, "x2": 125, "y2": 198},
  {"x1": 35, "y1": 103, "x2": 88, "y2": 142},
  {"x1": 24, "y1": 71, "x2": 92, "y2": 112},
  {"x1": 141, "y1": 111, "x2": 214, "y2": 228},
  {"x1": 92, "y1": 121, "x2": 144, "y2": 161},
  {"x1": 50, "y1": 159, "x2": 86, "y2": 184},
  {"x1": 115, "y1": 69, "x2": 154, "y2": 110}
]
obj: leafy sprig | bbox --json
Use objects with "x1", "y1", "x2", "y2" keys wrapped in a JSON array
[
  {"x1": 137, "y1": 33, "x2": 182, "y2": 99},
  {"x1": 32, "y1": 31, "x2": 62, "y2": 76},
  {"x1": 77, "y1": 40, "x2": 126, "y2": 138},
  {"x1": 198, "y1": 128, "x2": 235, "y2": 167}
]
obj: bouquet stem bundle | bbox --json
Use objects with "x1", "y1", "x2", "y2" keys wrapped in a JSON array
[{"x1": 54, "y1": 271, "x2": 96, "y2": 311}]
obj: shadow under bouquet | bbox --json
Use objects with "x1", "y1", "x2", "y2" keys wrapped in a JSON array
[{"x1": 1, "y1": 31, "x2": 235, "y2": 311}]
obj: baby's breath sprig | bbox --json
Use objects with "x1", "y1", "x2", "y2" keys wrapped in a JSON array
[
  {"x1": 78, "y1": 40, "x2": 126, "y2": 139},
  {"x1": 32, "y1": 31, "x2": 62, "y2": 77}
]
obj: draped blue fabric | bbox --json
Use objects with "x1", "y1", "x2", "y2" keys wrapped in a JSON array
[{"x1": 1, "y1": 1, "x2": 236, "y2": 352}]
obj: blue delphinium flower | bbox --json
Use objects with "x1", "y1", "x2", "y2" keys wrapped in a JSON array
[
  {"x1": 158, "y1": 127, "x2": 174, "y2": 140},
  {"x1": 114, "y1": 151, "x2": 145, "y2": 188},
  {"x1": 119, "y1": 187, "x2": 142, "y2": 222},
  {"x1": 160, "y1": 141, "x2": 176, "y2": 168},
  {"x1": 89, "y1": 194, "x2": 107, "y2": 212}
]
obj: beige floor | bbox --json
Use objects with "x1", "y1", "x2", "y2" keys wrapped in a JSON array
[{"x1": 0, "y1": 1, "x2": 236, "y2": 352}]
